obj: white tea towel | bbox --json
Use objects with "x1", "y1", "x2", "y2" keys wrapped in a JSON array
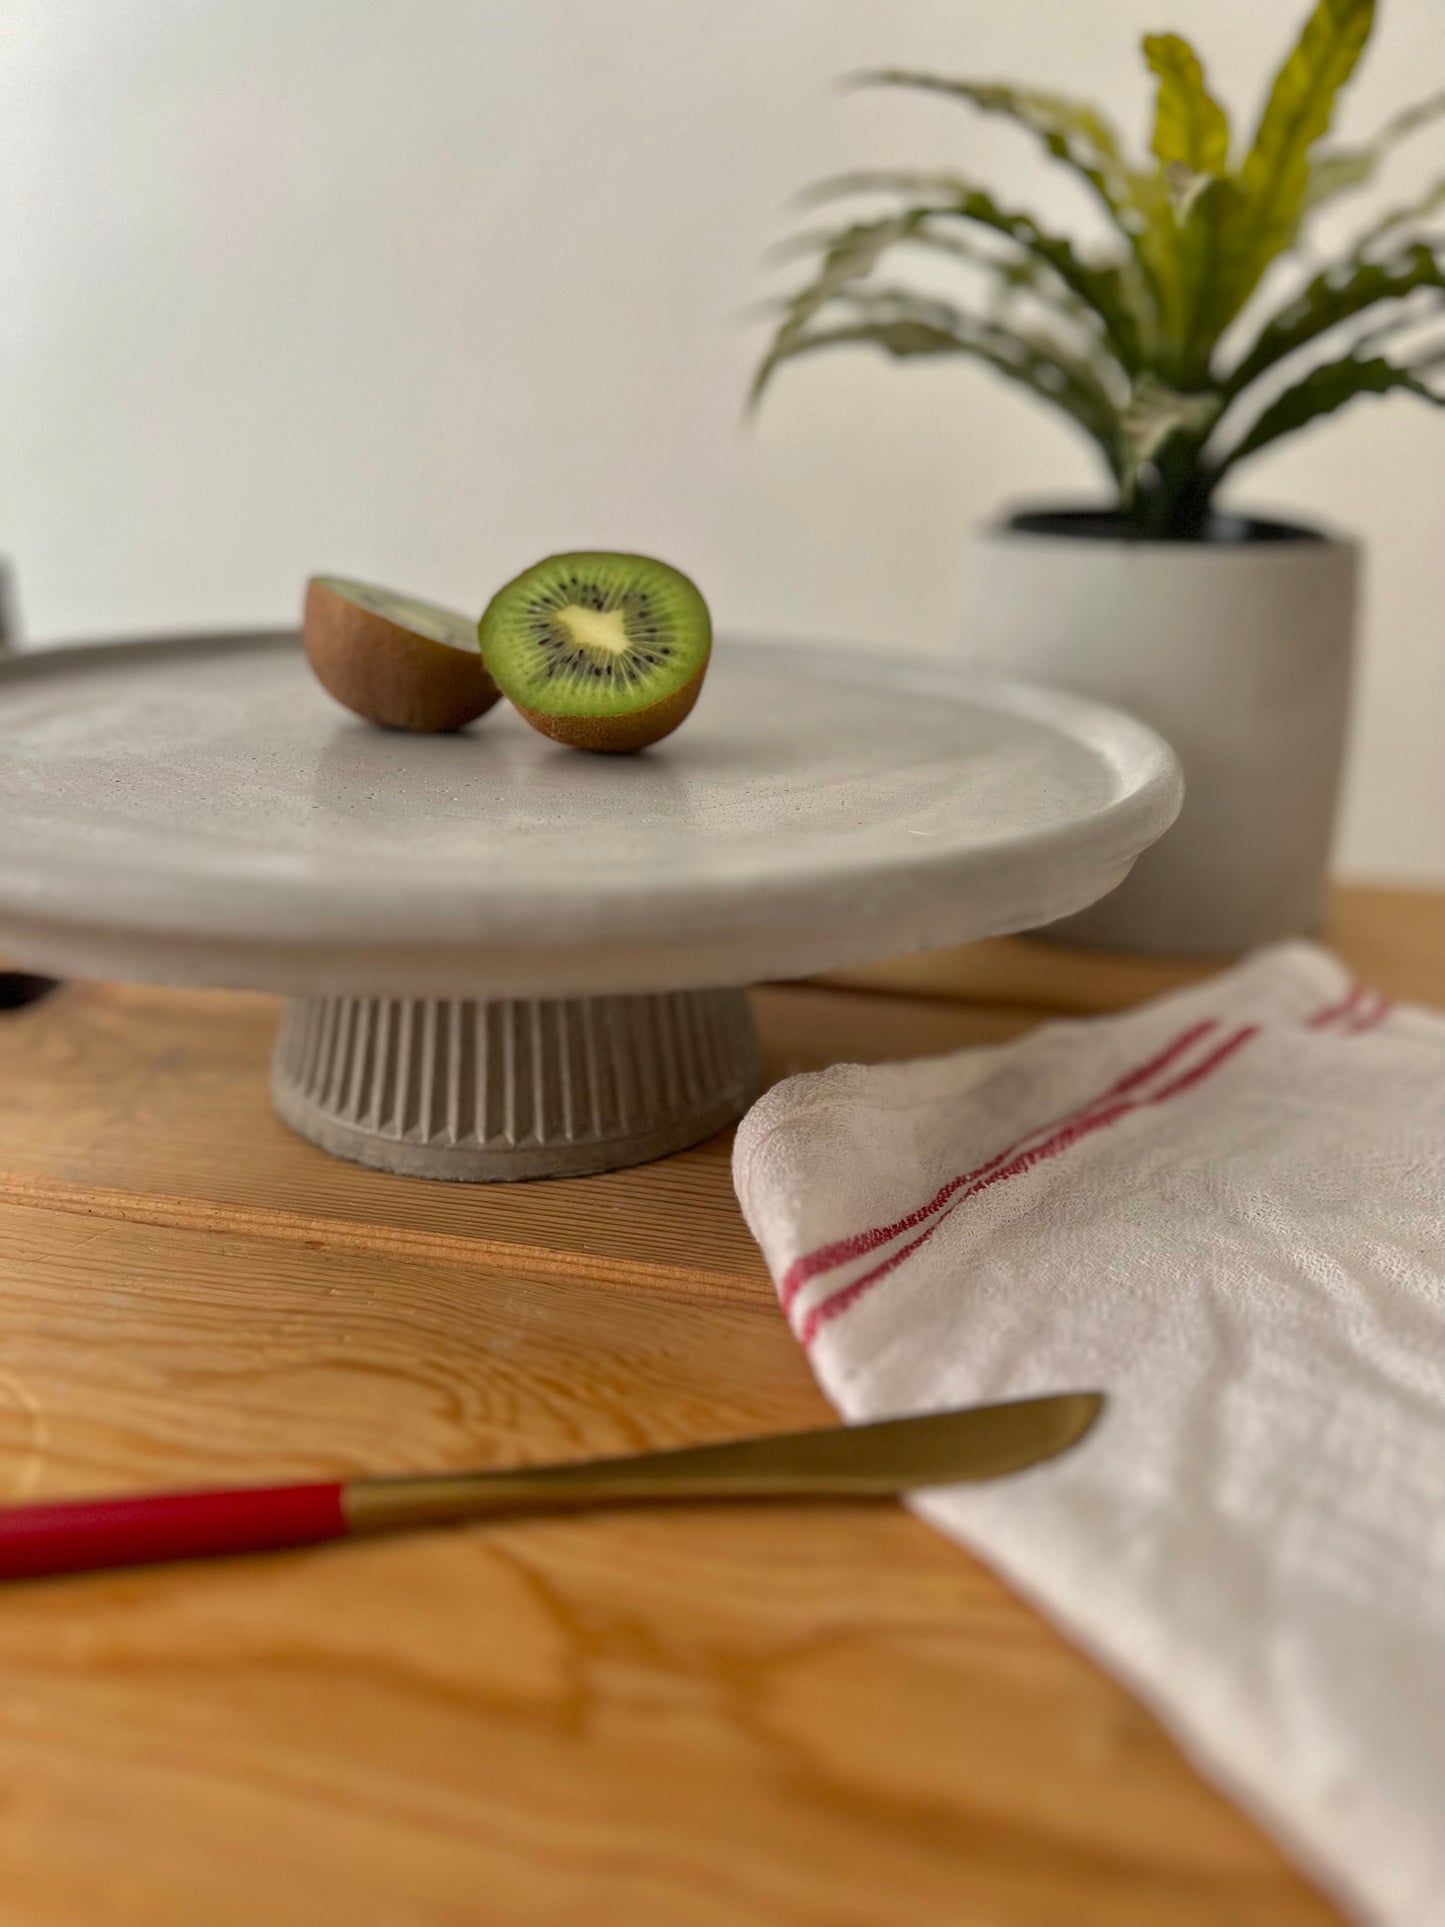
[{"x1": 733, "y1": 944, "x2": 1445, "y2": 1926}]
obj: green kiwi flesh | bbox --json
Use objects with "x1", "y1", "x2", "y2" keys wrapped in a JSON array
[
  {"x1": 478, "y1": 552, "x2": 711, "y2": 753},
  {"x1": 304, "y1": 576, "x2": 500, "y2": 733}
]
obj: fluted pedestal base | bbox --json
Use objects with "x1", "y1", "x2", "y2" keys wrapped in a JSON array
[{"x1": 271, "y1": 989, "x2": 763, "y2": 1182}]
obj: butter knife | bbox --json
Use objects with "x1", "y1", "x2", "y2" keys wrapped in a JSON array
[{"x1": 0, "y1": 1393, "x2": 1102, "y2": 1580}]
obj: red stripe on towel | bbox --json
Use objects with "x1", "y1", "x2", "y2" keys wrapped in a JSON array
[
  {"x1": 797, "y1": 1025, "x2": 1260, "y2": 1348},
  {"x1": 1308, "y1": 984, "x2": 1363, "y2": 1029},
  {"x1": 778, "y1": 1019, "x2": 1221, "y2": 1310},
  {"x1": 1306, "y1": 982, "x2": 1393, "y2": 1036},
  {"x1": 1347, "y1": 992, "x2": 1392, "y2": 1035},
  {"x1": 1147, "y1": 1025, "x2": 1262, "y2": 1100}
]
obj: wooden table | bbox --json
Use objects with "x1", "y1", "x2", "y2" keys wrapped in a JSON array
[{"x1": 2, "y1": 885, "x2": 1438, "y2": 1925}]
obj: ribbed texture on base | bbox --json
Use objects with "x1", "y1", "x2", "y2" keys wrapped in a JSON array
[{"x1": 272, "y1": 990, "x2": 762, "y2": 1182}]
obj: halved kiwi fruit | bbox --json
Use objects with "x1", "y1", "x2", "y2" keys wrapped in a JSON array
[
  {"x1": 304, "y1": 576, "x2": 501, "y2": 733},
  {"x1": 478, "y1": 552, "x2": 711, "y2": 753}
]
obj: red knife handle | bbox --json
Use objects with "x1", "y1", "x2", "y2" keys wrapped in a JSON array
[{"x1": 0, "y1": 1483, "x2": 348, "y2": 1579}]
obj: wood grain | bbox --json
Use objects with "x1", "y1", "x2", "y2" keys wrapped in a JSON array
[
  {"x1": 0, "y1": 900, "x2": 1404, "y2": 1924},
  {"x1": 0, "y1": 979, "x2": 1032, "y2": 1309},
  {"x1": 0, "y1": 1205, "x2": 1330, "y2": 1927}
]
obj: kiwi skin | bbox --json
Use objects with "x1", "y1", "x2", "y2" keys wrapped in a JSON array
[
  {"x1": 513, "y1": 677, "x2": 704, "y2": 754},
  {"x1": 304, "y1": 577, "x2": 501, "y2": 733}
]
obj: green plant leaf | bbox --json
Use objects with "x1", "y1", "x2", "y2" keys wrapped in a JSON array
[
  {"x1": 1200, "y1": 0, "x2": 1375, "y2": 342},
  {"x1": 768, "y1": 210, "x2": 1103, "y2": 340},
  {"x1": 1347, "y1": 174, "x2": 1445, "y2": 255},
  {"x1": 854, "y1": 71, "x2": 1127, "y2": 187},
  {"x1": 1303, "y1": 88, "x2": 1445, "y2": 214},
  {"x1": 1118, "y1": 375, "x2": 1222, "y2": 498},
  {"x1": 852, "y1": 71, "x2": 1166, "y2": 328},
  {"x1": 750, "y1": 289, "x2": 1126, "y2": 473},
  {"x1": 1175, "y1": 176, "x2": 1255, "y2": 382},
  {"x1": 1137, "y1": 32, "x2": 1232, "y2": 363},
  {"x1": 800, "y1": 171, "x2": 1149, "y2": 371},
  {"x1": 1300, "y1": 148, "x2": 1379, "y2": 210},
  {"x1": 1143, "y1": 34, "x2": 1230, "y2": 174},
  {"x1": 765, "y1": 211, "x2": 943, "y2": 339},
  {"x1": 1216, "y1": 350, "x2": 1442, "y2": 472},
  {"x1": 1226, "y1": 240, "x2": 1445, "y2": 397},
  {"x1": 762, "y1": 286, "x2": 1120, "y2": 416}
]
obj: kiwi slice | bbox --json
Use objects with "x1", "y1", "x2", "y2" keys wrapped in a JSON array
[
  {"x1": 478, "y1": 552, "x2": 711, "y2": 753},
  {"x1": 304, "y1": 576, "x2": 501, "y2": 733}
]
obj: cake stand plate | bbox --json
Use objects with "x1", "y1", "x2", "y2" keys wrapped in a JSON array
[{"x1": 0, "y1": 633, "x2": 1181, "y2": 1179}]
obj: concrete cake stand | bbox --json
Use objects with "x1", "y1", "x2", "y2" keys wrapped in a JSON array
[{"x1": 0, "y1": 633, "x2": 1181, "y2": 1181}]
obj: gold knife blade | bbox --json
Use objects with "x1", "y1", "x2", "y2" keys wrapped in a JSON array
[{"x1": 344, "y1": 1393, "x2": 1105, "y2": 1534}]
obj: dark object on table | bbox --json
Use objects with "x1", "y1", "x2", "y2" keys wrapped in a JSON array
[{"x1": 0, "y1": 973, "x2": 58, "y2": 1012}]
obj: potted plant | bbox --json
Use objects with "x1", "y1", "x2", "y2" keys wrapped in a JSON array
[{"x1": 752, "y1": 0, "x2": 1443, "y2": 953}]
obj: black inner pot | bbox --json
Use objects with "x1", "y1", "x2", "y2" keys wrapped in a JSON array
[{"x1": 1003, "y1": 507, "x2": 1327, "y2": 546}]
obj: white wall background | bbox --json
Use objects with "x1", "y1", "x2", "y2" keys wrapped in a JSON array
[{"x1": 1, "y1": 0, "x2": 1441, "y2": 876}]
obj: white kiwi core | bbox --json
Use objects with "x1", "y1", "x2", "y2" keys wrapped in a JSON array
[{"x1": 555, "y1": 604, "x2": 632, "y2": 655}]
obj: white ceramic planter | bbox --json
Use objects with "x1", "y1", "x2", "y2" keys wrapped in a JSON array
[{"x1": 959, "y1": 512, "x2": 1359, "y2": 954}]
